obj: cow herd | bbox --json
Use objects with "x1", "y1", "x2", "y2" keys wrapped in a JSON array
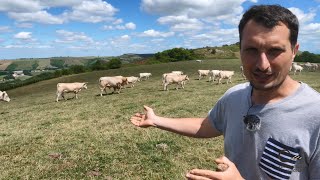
[
  {"x1": 3, "y1": 62, "x2": 318, "y2": 103},
  {"x1": 0, "y1": 69, "x2": 238, "y2": 103}
]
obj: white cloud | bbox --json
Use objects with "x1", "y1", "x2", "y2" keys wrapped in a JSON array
[
  {"x1": 8, "y1": 11, "x2": 64, "y2": 24},
  {"x1": 120, "y1": 35, "x2": 130, "y2": 40},
  {"x1": 141, "y1": 0, "x2": 245, "y2": 18},
  {"x1": 125, "y1": 22, "x2": 136, "y2": 30},
  {"x1": 142, "y1": 0, "x2": 245, "y2": 32},
  {"x1": 65, "y1": 0, "x2": 118, "y2": 23},
  {"x1": 102, "y1": 22, "x2": 136, "y2": 30},
  {"x1": 14, "y1": 32, "x2": 32, "y2": 39},
  {"x1": 0, "y1": 26, "x2": 11, "y2": 32},
  {"x1": 113, "y1": 19, "x2": 123, "y2": 24},
  {"x1": 39, "y1": 0, "x2": 81, "y2": 7},
  {"x1": 140, "y1": 29, "x2": 175, "y2": 37},
  {"x1": 55, "y1": 30, "x2": 93, "y2": 43},
  {"x1": 15, "y1": 23, "x2": 33, "y2": 28},
  {"x1": 0, "y1": 0, "x2": 43, "y2": 13},
  {"x1": 158, "y1": 15, "x2": 203, "y2": 31},
  {"x1": 288, "y1": 7, "x2": 316, "y2": 24}
]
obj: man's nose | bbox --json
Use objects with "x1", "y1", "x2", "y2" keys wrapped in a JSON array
[{"x1": 256, "y1": 52, "x2": 270, "y2": 71}]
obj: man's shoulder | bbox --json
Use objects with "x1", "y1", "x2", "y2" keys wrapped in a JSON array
[{"x1": 225, "y1": 82, "x2": 251, "y2": 94}]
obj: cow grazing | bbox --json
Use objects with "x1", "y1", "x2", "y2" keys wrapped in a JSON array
[
  {"x1": 56, "y1": 82, "x2": 87, "y2": 102},
  {"x1": 171, "y1": 71, "x2": 184, "y2": 75},
  {"x1": 139, "y1": 73, "x2": 152, "y2": 80},
  {"x1": 208, "y1": 70, "x2": 221, "y2": 82},
  {"x1": 292, "y1": 63, "x2": 303, "y2": 75},
  {"x1": 240, "y1": 65, "x2": 246, "y2": 79},
  {"x1": 197, "y1": 70, "x2": 210, "y2": 80},
  {"x1": 163, "y1": 74, "x2": 189, "y2": 91},
  {"x1": 126, "y1": 76, "x2": 140, "y2": 88},
  {"x1": 0, "y1": 91, "x2": 10, "y2": 102},
  {"x1": 99, "y1": 76, "x2": 128, "y2": 96},
  {"x1": 195, "y1": 60, "x2": 203, "y2": 63},
  {"x1": 162, "y1": 73, "x2": 174, "y2": 85},
  {"x1": 217, "y1": 71, "x2": 235, "y2": 84}
]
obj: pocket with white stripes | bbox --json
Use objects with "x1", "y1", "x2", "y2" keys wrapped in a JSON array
[{"x1": 259, "y1": 138, "x2": 302, "y2": 179}]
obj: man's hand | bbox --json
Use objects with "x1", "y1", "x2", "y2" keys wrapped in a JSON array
[
  {"x1": 130, "y1": 105, "x2": 157, "y2": 127},
  {"x1": 186, "y1": 156, "x2": 244, "y2": 180}
]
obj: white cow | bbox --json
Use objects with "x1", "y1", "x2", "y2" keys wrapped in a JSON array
[
  {"x1": 195, "y1": 60, "x2": 203, "y2": 63},
  {"x1": 197, "y1": 70, "x2": 210, "y2": 80},
  {"x1": 291, "y1": 63, "x2": 303, "y2": 75},
  {"x1": 139, "y1": 73, "x2": 152, "y2": 80},
  {"x1": 240, "y1": 65, "x2": 246, "y2": 79},
  {"x1": 162, "y1": 73, "x2": 176, "y2": 85},
  {"x1": 0, "y1": 91, "x2": 10, "y2": 102},
  {"x1": 311, "y1": 63, "x2": 318, "y2": 71},
  {"x1": 208, "y1": 70, "x2": 221, "y2": 82},
  {"x1": 302, "y1": 62, "x2": 313, "y2": 71},
  {"x1": 171, "y1": 71, "x2": 184, "y2": 75},
  {"x1": 217, "y1": 71, "x2": 235, "y2": 84},
  {"x1": 126, "y1": 76, "x2": 140, "y2": 88},
  {"x1": 56, "y1": 82, "x2": 87, "y2": 102},
  {"x1": 163, "y1": 74, "x2": 189, "y2": 91},
  {"x1": 99, "y1": 76, "x2": 128, "y2": 96}
]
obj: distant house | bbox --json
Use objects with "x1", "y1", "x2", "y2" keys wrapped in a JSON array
[
  {"x1": 12, "y1": 71, "x2": 25, "y2": 78},
  {"x1": 44, "y1": 65, "x2": 59, "y2": 70}
]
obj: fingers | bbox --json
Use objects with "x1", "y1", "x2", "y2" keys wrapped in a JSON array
[
  {"x1": 130, "y1": 113, "x2": 145, "y2": 126},
  {"x1": 143, "y1": 105, "x2": 152, "y2": 112},
  {"x1": 186, "y1": 169, "x2": 220, "y2": 180},
  {"x1": 215, "y1": 156, "x2": 231, "y2": 166}
]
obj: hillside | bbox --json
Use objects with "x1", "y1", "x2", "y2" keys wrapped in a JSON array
[
  {"x1": 0, "y1": 44, "x2": 240, "y2": 71},
  {"x1": 1, "y1": 59, "x2": 319, "y2": 179},
  {"x1": 193, "y1": 43, "x2": 240, "y2": 59}
]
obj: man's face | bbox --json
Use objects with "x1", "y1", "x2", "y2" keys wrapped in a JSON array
[{"x1": 240, "y1": 20, "x2": 299, "y2": 91}]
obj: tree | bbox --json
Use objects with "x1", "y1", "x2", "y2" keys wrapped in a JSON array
[
  {"x1": 108, "y1": 58, "x2": 122, "y2": 69},
  {"x1": 6, "y1": 63, "x2": 18, "y2": 71},
  {"x1": 23, "y1": 70, "x2": 32, "y2": 76},
  {"x1": 32, "y1": 61, "x2": 39, "y2": 70},
  {"x1": 50, "y1": 59, "x2": 65, "y2": 68},
  {"x1": 69, "y1": 65, "x2": 86, "y2": 74}
]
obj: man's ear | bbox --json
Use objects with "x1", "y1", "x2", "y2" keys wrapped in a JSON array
[{"x1": 292, "y1": 43, "x2": 300, "y2": 58}]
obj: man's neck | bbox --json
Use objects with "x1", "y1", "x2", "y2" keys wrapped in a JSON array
[{"x1": 251, "y1": 77, "x2": 300, "y2": 105}]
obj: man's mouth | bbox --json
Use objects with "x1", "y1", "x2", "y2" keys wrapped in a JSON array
[{"x1": 253, "y1": 72, "x2": 273, "y2": 82}]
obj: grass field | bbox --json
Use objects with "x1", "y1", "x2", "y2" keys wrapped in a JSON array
[{"x1": 1, "y1": 59, "x2": 319, "y2": 179}]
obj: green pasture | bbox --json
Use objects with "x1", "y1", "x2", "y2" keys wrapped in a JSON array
[{"x1": 0, "y1": 59, "x2": 319, "y2": 179}]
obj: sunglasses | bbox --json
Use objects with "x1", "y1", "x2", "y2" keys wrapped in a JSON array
[{"x1": 243, "y1": 105, "x2": 261, "y2": 131}]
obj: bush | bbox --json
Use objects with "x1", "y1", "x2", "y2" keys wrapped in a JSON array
[
  {"x1": 50, "y1": 59, "x2": 65, "y2": 68},
  {"x1": 69, "y1": 65, "x2": 86, "y2": 74},
  {"x1": 107, "y1": 58, "x2": 122, "y2": 69}
]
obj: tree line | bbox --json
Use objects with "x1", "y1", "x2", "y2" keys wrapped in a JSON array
[
  {"x1": 295, "y1": 51, "x2": 320, "y2": 63},
  {"x1": 0, "y1": 58, "x2": 122, "y2": 91}
]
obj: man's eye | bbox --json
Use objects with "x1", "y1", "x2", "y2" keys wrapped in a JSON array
[
  {"x1": 245, "y1": 48, "x2": 257, "y2": 53},
  {"x1": 268, "y1": 49, "x2": 283, "y2": 56}
]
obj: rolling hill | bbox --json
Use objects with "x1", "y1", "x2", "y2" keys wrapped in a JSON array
[{"x1": 1, "y1": 59, "x2": 319, "y2": 179}]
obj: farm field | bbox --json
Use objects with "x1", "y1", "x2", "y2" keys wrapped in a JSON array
[{"x1": 1, "y1": 59, "x2": 320, "y2": 179}]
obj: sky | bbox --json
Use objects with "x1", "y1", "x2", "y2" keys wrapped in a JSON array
[{"x1": 0, "y1": 0, "x2": 320, "y2": 59}]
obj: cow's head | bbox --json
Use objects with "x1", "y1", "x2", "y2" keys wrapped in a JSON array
[
  {"x1": 122, "y1": 77, "x2": 128, "y2": 85},
  {"x1": 1, "y1": 91, "x2": 10, "y2": 102},
  {"x1": 82, "y1": 83, "x2": 88, "y2": 89},
  {"x1": 185, "y1": 75, "x2": 190, "y2": 81}
]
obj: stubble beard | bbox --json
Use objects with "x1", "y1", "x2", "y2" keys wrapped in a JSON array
[{"x1": 250, "y1": 72, "x2": 286, "y2": 92}]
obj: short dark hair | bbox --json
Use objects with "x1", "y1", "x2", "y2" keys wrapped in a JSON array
[{"x1": 238, "y1": 4, "x2": 299, "y2": 49}]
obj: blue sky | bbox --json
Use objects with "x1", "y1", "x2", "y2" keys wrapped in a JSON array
[{"x1": 0, "y1": 0, "x2": 319, "y2": 59}]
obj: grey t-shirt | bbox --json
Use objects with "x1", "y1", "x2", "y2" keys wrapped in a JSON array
[{"x1": 209, "y1": 82, "x2": 320, "y2": 180}]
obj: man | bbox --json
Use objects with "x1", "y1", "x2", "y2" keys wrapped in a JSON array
[{"x1": 131, "y1": 5, "x2": 320, "y2": 179}]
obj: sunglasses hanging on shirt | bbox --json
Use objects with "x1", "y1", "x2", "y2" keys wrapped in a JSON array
[{"x1": 243, "y1": 104, "x2": 261, "y2": 132}]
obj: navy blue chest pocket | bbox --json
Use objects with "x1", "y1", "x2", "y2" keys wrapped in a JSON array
[{"x1": 259, "y1": 138, "x2": 302, "y2": 179}]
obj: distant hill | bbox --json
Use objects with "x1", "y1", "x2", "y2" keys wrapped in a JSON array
[
  {"x1": 193, "y1": 43, "x2": 240, "y2": 59},
  {"x1": 0, "y1": 45, "x2": 240, "y2": 71}
]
